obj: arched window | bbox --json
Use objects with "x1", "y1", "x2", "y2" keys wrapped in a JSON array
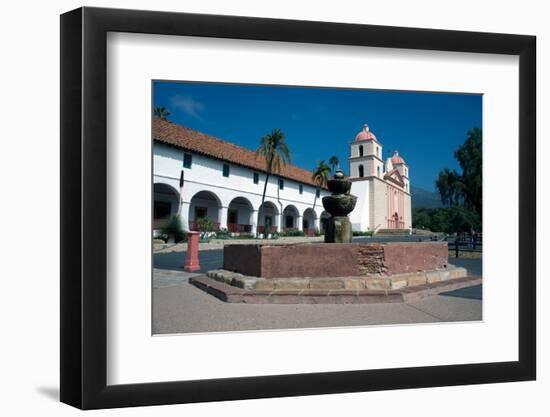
[
  {"x1": 358, "y1": 165, "x2": 364, "y2": 178},
  {"x1": 377, "y1": 166, "x2": 380, "y2": 177},
  {"x1": 376, "y1": 146, "x2": 379, "y2": 157},
  {"x1": 359, "y1": 145, "x2": 364, "y2": 157}
]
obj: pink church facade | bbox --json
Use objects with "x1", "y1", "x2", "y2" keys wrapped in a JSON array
[{"x1": 348, "y1": 124, "x2": 412, "y2": 233}]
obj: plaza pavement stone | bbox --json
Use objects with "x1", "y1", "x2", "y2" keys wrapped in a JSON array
[{"x1": 152, "y1": 275, "x2": 482, "y2": 334}]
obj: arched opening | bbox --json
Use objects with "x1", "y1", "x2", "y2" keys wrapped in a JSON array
[
  {"x1": 227, "y1": 197, "x2": 254, "y2": 234},
  {"x1": 377, "y1": 166, "x2": 381, "y2": 177},
  {"x1": 189, "y1": 190, "x2": 221, "y2": 231},
  {"x1": 302, "y1": 208, "x2": 318, "y2": 236},
  {"x1": 282, "y1": 205, "x2": 300, "y2": 231},
  {"x1": 320, "y1": 211, "x2": 331, "y2": 234},
  {"x1": 358, "y1": 165, "x2": 364, "y2": 178},
  {"x1": 359, "y1": 145, "x2": 364, "y2": 157},
  {"x1": 258, "y1": 201, "x2": 279, "y2": 235},
  {"x1": 153, "y1": 183, "x2": 180, "y2": 229}
]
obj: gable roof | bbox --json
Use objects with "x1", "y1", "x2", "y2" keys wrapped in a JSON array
[
  {"x1": 384, "y1": 168, "x2": 405, "y2": 187},
  {"x1": 153, "y1": 117, "x2": 325, "y2": 188}
]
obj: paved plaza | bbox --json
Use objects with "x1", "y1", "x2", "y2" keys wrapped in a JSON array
[{"x1": 152, "y1": 238, "x2": 482, "y2": 334}]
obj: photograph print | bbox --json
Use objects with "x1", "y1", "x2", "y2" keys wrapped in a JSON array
[{"x1": 152, "y1": 81, "x2": 482, "y2": 335}]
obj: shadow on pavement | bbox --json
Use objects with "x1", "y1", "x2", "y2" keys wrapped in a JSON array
[
  {"x1": 440, "y1": 284, "x2": 482, "y2": 300},
  {"x1": 154, "y1": 249, "x2": 223, "y2": 274}
]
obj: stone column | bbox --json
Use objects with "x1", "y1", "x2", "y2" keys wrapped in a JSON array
[
  {"x1": 250, "y1": 210, "x2": 258, "y2": 235},
  {"x1": 275, "y1": 212, "x2": 282, "y2": 233},
  {"x1": 218, "y1": 206, "x2": 228, "y2": 231},
  {"x1": 180, "y1": 201, "x2": 191, "y2": 232},
  {"x1": 296, "y1": 214, "x2": 303, "y2": 230},
  {"x1": 314, "y1": 216, "x2": 320, "y2": 233}
]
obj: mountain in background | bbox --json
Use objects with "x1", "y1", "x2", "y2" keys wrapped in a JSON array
[{"x1": 410, "y1": 186, "x2": 443, "y2": 209}]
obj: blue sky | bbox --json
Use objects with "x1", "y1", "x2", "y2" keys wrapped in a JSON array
[{"x1": 153, "y1": 81, "x2": 482, "y2": 191}]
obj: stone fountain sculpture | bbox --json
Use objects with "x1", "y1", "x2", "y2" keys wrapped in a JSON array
[{"x1": 322, "y1": 169, "x2": 357, "y2": 243}]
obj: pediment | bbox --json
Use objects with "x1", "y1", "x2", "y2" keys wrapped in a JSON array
[{"x1": 384, "y1": 168, "x2": 405, "y2": 187}]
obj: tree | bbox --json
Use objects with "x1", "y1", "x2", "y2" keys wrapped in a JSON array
[
  {"x1": 255, "y1": 129, "x2": 291, "y2": 237},
  {"x1": 412, "y1": 207, "x2": 481, "y2": 234},
  {"x1": 329, "y1": 155, "x2": 339, "y2": 173},
  {"x1": 435, "y1": 127, "x2": 481, "y2": 216},
  {"x1": 311, "y1": 160, "x2": 330, "y2": 209},
  {"x1": 436, "y1": 168, "x2": 462, "y2": 207},
  {"x1": 455, "y1": 128, "x2": 482, "y2": 216},
  {"x1": 154, "y1": 106, "x2": 170, "y2": 120}
]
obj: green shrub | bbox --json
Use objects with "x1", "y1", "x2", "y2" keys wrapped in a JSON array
[
  {"x1": 195, "y1": 217, "x2": 215, "y2": 232},
  {"x1": 352, "y1": 230, "x2": 373, "y2": 237},
  {"x1": 159, "y1": 215, "x2": 187, "y2": 243},
  {"x1": 279, "y1": 228, "x2": 305, "y2": 237},
  {"x1": 237, "y1": 234, "x2": 256, "y2": 239},
  {"x1": 214, "y1": 228, "x2": 231, "y2": 240}
]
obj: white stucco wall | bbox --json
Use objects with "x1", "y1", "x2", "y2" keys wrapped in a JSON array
[
  {"x1": 370, "y1": 177, "x2": 389, "y2": 231},
  {"x1": 349, "y1": 179, "x2": 370, "y2": 231},
  {"x1": 153, "y1": 142, "x2": 330, "y2": 232},
  {"x1": 403, "y1": 193, "x2": 412, "y2": 229}
]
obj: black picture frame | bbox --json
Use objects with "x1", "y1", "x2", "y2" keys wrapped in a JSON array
[{"x1": 60, "y1": 6, "x2": 536, "y2": 410}]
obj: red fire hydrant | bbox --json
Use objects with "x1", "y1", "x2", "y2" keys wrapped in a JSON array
[{"x1": 184, "y1": 231, "x2": 200, "y2": 272}]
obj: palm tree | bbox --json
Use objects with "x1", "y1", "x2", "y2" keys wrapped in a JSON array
[
  {"x1": 311, "y1": 160, "x2": 330, "y2": 209},
  {"x1": 328, "y1": 155, "x2": 339, "y2": 173},
  {"x1": 154, "y1": 106, "x2": 170, "y2": 120},
  {"x1": 255, "y1": 129, "x2": 291, "y2": 237}
]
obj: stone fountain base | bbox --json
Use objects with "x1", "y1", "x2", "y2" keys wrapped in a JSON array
[
  {"x1": 324, "y1": 216, "x2": 352, "y2": 243},
  {"x1": 189, "y1": 242, "x2": 481, "y2": 304}
]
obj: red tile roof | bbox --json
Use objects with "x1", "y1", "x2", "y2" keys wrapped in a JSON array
[{"x1": 153, "y1": 117, "x2": 326, "y2": 188}]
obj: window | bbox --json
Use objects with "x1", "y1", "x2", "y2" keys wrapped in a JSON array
[
  {"x1": 279, "y1": 179, "x2": 284, "y2": 190},
  {"x1": 223, "y1": 164, "x2": 230, "y2": 177},
  {"x1": 316, "y1": 189, "x2": 320, "y2": 198},
  {"x1": 299, "y1": 184, "x2": 303, "y2": 194},
  {"x1": 253, "y1": 172, "x2": 259, "y2": 184},
  {"x1": 377, "y1": 166, "x2": 381, "y2": 177},
  {"x1": 183, "y1": 153, "x2": 192, "y2": 168},
  {"x1": 376, "y1": 146, "x2": 379, "y2": 157},
  {"x1": 358, "y1": 165, "x2": 364, "y2": 178},
  {"x1": 359, "y1": 145, "x2": 364, "y2": 157}
]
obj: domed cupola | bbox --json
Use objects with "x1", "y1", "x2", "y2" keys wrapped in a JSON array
[
  {"x1": 391, "y1": 150, "x2": 405, "y2": 165},
  {"x1": 355, "y1": 124, "x2": 377, "y2": 142}
]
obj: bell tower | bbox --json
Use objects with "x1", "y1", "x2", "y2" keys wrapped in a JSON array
[
  {"x1": 388, "y1": 150, "x2": 410, "y2": 192},
  {"x1": 349, "y1": 124, "x2": 384, "y2": 180}
]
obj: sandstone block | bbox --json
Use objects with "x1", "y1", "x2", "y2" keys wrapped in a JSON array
[
  {"x1": 366, "y1": 278, "x2": 392, "y2": 290},
  {"x1": 426, "y1": 271, "x2": 442, "y2": 283},
  {"x1": 254, "y1": 279, "x2": 276, "y2": 291},
  {"x1": 309, "y1": 279, "x2": 345, "y2": 289},
  {"x1": 391, "y1": 277, "x2": 408, "y2": 289},
  {"x1": 407, "y1": 273, "x2": 428, "y2": 286},
  {"x1": 273, "y1": 279, "x2": 310, "y2": 290},
  {"x1": 344, "y1": 278, "x2": 366, "y2": 290}
]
